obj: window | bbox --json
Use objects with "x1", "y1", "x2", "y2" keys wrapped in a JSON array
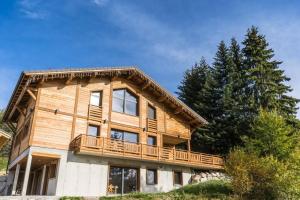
[
  {"x1": 87, "y1": 125, "x2": 100, "y2": 137},
  {"x1": 174, "y1": 171, "x2": 182, "y2": 185},
  {"x1": 147, "y1": 136, "x2": 157, "y2": 146},
  {"x1": 109, "y1": 166, "x2": 138, "y2": 194},
  {"x1": 147, "y1": 105, "x2": 156, "y2": 119},
  {"x1": 90, "y1": 91, "x2": 102, "y2": 106},
  {"x1": 113, "y1": 89, "x2": 138, "y2": 116},
  {"x1": 111, "y1": 129, "x2": 138, "y2": 143},
  {"x1": 146, "y1": 169, "x2": 157, "y2": 185}
]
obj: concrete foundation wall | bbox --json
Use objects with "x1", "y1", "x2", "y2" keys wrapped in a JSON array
[
  {"x1": 30, "y1": 146, "x2": 109, "y2": 197},
  {"x1": 140, "y1": 165, "x2": 191, "y2": 193},
  {"x1": 8, "y1": 146, "x2": 193, "y2": 197}
]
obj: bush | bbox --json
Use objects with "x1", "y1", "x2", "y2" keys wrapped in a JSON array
[{"x1": 225, "y1": 148, "x2": 300, "y2": 199}]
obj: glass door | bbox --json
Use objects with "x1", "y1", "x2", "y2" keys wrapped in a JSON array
[{"x1": 109, "y1": 166, "x2": 138, "y2": 194}]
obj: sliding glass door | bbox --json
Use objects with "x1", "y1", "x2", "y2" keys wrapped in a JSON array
[{"x1": 109, "y1": 166, "x2": 138, "y2": 194}]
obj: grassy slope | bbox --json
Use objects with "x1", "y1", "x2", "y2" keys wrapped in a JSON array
[{"x1": 100, "y1": 180, "x2": 233, "y2": 200}]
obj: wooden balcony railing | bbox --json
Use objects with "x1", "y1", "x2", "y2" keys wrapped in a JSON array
[
  {"x1": 88, "y1": 104, "x2": 102, "y2": 123},
  {"x1": 70, "y1": 134, "x2": 224, "y2": 169},
  {"x1": 147, "y1": 118, "x2": 157, "y2": 132}
]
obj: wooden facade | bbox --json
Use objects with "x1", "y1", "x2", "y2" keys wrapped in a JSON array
[{"x1": 3, "y1": 67, "x2": 223, "y2": 171}]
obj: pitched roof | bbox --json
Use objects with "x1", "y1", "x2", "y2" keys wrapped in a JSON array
[{"x1": 2, "y1": 66, "x2": 208, "y2": 127}]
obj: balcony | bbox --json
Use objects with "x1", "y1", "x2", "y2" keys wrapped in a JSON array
[
  {"x1": 147, "y1": 118, "x2": 157, "y2": 132},
  {"x1": 70, "y1": 134, "x2": 224, "y2": 169},
  {"x1": 88, "y1": 104, "x2": 102, "y2": 123}
]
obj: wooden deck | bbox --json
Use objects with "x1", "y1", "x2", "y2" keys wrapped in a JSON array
[{"x1": 70, "y1": 134, "x2": 224, "y2": 169}]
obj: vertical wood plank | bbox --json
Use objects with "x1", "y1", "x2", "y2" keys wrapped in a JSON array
[
  {"x1": 28, "y1": 87, "x2": 41, "y2": 146},
  {"x1": 71, "y1": 82, "x2": 80, "y2": 140}
]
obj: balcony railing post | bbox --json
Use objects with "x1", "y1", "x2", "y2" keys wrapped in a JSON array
[
  {"x1": 173, "y1": 147, "x2": 175, "y2": 161},
  {"x1": 102, "y1": 137, "x2": 105, "y2": 155},
  {"x1": 157, "y1": 146, "x2": 160, "y2": 161},
  {"x1": 140, "y1": 144, "x2": 143, "y2": 159}
]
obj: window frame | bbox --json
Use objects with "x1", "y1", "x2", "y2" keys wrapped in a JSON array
[
  {"x1": 146, "y1": 169, "x2": 158, "y2": 185},
  {"x1": 147, "y1": 135, "x2": 157, "y2": 146},
  {"x1": 147, "y1": 103, "x2": 156, "y2": 120},
  {"x1": 87, "y1": 124, "x2": 100, "y2": 137},
  {"x1": 90, "y1": 90, "x2": 103, "y2": 107},
  {"x1": 173, "y1": 171, "x2": 183, "y2": 185},
  {"x1": 112, "y1": 88, "x2": 139, "y2": 116},
  {"x1": 110, "y1": 129, "x2": 139, "y2": 143}
]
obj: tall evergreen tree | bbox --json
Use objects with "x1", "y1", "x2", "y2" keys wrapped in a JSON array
[
  {"x1": 177, "y1": 27, "x2": 299, "y2": 155},
  {"x1": 242, "y1": 26, "x2": 299, "y2": 120},
  {"x1": 177, "y1": 57, "x2": 211, "y2": 118},
  {"x1": 192, "y1": 41, "x2": 235, "y2": 154}
]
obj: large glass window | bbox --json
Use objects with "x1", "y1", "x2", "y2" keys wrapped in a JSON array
[
  {"x1": 147, "y1": 105, "x2": 156, "y2": 119},
  {"x1": 146, "y1": 169, "x2": 157, "y2": 185},
  {"x1": 113, "y1": 89, "x2": 138, "y2": 116},
  {"x1": 174, "y1": 171, "x2": 182, "y2": 185},
  {"x1": 90, "y1": 91, "x2": 102, "y2": 106},
  {"x1": 109, "y1": 167, "x2": 138, "y2": 194},
  {"x1": 111, "y1": 129, "x2": 138, "y2": 143}
]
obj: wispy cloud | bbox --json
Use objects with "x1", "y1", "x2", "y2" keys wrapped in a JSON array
[
  {"x1": 92, "y1": 0, "x2": 109, "y2": 7},
  {"x1": 108, "y1": 3, "x2": 203, "y2": 65},
  {"x1": 19, "y1": 0, "x2": 47, "y2": 19}
]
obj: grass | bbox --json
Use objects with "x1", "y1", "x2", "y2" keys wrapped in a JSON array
[
  {"x1": 100, "y1": 180, "x2": 233, "y2": 200},
  {"x1": 60, "y1": 180, "x2": 233, "y2": 200},
  {"x1": 0, "y1": 157, "x2": 8, "y2": 172}
]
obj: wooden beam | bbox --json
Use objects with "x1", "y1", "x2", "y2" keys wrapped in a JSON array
[
  {"x1": 142, "y1": 81, "x2": 150, "y2": 91},
  {"x1": 127, "y1": 71, "x2": 136, "y2": 80},
  {"x1": 65, "y1": 73, "x2": 74, "y2": 85},
  {"x1": 158, "y1": 95, "x2": 167, "y2": 103},
  {"x1": 8, "y1": 79, "x2": 31, "y2": 121},
  {"x1": 174, "y1": 107, "x2": 183, "y2": 115},
  {"x1": 28, "y1": 87, "x2": 38, "y2": 92},
  {"x1": 38, "y1": 76, "x2": 45, "y2": 85},
  {"x1": 16, "y1": 106, "x2": 26, "y2": 116},
  {"x1": 26, "y1": 89, "x2": 37, "y2": 101}
]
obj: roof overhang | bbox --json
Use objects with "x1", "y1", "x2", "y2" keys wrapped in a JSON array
[
  {"x1": 2, "y1": 66, "x2": 208, "y2": 127},
  {"x1": 0, "y1": 129, "x2": 11, "y2": 149}
]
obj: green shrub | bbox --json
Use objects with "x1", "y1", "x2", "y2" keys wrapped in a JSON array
[{"x1": 225, "y1": 148, "x2": 300, "y2": 199}]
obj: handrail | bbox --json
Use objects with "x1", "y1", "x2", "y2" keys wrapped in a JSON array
[{"x1": 71, "y1": 134, "x2": 224, "y2": 168}]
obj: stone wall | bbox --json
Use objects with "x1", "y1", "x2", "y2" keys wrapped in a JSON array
[{"x1": 190, "y1": 171, "x2": 228, "y2": 183}]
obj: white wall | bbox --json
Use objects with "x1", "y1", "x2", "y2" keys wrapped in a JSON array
[
  {"x1": 140, "y1": 165, "x2": 191, "y2": 193},
  {"x1": 30, "y1": 146, "x2": 109, "y2": 197},
  {"x1": 29, "y1": 147, "x2": 192, "y2": 196}
]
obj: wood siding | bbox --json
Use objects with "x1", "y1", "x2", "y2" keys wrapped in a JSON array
[
  {"x1": 9, "y1": 76, "x2": 222, "y2": 169},
  {"x1": 27, "y1": 77, "x2": 192, "y2": 150}
]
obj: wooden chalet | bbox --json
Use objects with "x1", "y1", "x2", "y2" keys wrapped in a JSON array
[{"x1": 2, "y1": 67, "x2": 223, "y2": 196}]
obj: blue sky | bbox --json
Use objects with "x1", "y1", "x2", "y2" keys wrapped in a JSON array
[{"x1": 0, "y1": 0, "x2": 299, "y2": 118}]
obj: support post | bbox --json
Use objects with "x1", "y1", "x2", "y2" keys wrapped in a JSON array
[
  {"x1": 30, "y1": 171, "x2": 36, "y2": 195},
  {"x1": 21, "y1": 154, "x2": 32, "y2": 196},
  {"x1": 40, "y1": 164, "x2": 47, "y2": 195},
  {"x1": 11, "y1": 163, "x2": 20, "y2": 195}
]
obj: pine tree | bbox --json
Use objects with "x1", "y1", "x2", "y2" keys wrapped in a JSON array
[
  {"x1": 177, "y1": 57, "x2": 211, "y2": 117},
  {"x1": 242, "y1": 26, "x2": 299, "y2": 120},
  {"x1": 192, "y1": 41, "x2": 235, "y2": 154}
]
